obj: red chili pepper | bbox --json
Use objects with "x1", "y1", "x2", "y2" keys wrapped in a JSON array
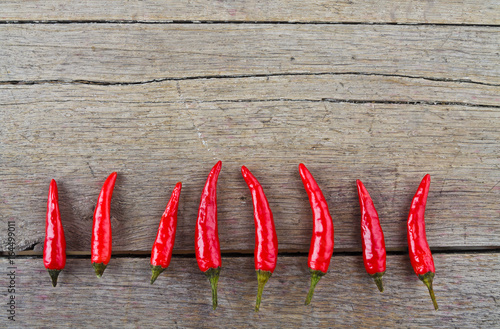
[
  {"x1": 407, "y1": 174, "x2": 438, "y2": 310},
  {"x1": 356, "y1": 179, "x2": 386, "y2": 292},
  {"x1": 195, "y1": 161, "x2": 222, "y2": 310},
  {"x1": 150, "y1": 182, "x2": 182, "y2": 284},
  {"x1": 91, "y1": 172, "x2": 117, "y2": 278},
  {"x1": 298, "y1": 164, "x2": 334, "y2": 305},
  {"x1": 43, "y1": 179, "x2": 66, "y2": 287},
  {"x1": 241, "y1": 166, "x2": 278, "y2": 312}
]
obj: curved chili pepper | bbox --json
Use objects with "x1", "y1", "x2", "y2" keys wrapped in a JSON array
[
  {"x1": 356, "y1": 179, "x2": 386, "y2": 292},
  {"x1": 195, "y1": 161, "x2": 222, "y2": 310},
  {"x1": 91, "y1": 172, "x2": 117, "y2": 278},
  {"x1": 298, "y1": 164, "x2": 334, "y2": 305},
  {"x1": 241, "y1": 166, "x2": 278, "y2": 312},
  {"x1": 150, "y1": 182, "x2": 182, "y2": 284},
  {"x1": 407, "y1": 174, "x2": 438, "y2": 310},
  {"x1": 43, "y1": 179, "x2": 66, "y2": 287}
]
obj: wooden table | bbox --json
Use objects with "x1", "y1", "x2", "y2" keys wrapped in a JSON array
[{"x1": 1, "y1": 1, "x2": 499, "y2": 327}]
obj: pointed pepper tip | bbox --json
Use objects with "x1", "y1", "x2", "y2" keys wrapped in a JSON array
[
  {"x1": 48, "y1": 269, "x2": 61, "y2": 287},
  {"x1": 92, "y1": 262, "x2": 107, "y2": 278},
  {"x1": 150, "y1": 265, "x2": 165, "y2": 285},
  {"x1": 419, "y1": 271, "x2": 438, "y2": 310},
  {"x1": 255, "y1": 270, "x2": 273, "y2": 311}
]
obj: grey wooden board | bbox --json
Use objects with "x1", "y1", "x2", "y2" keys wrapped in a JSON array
[
  {"x1": 1, "y1": 253, "x2": 499, "y2": 328},
  {"x1": 1, "y1": 0, "x2": 499, "y2": 24},
  {"x1": 1, "y1": 24, "x2": 499, "y2": 85},
  {"x1": 2, "y1": 74, "x2": 500, "y2": 106},
  {"x1": 1, "y1": 82, "x2": 499, "y2": 252}
]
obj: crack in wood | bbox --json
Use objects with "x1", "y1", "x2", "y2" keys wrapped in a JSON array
[
  {"x1": 1, "y1": 72, "x2": 497, "y2": 87},
  {"x1": 22, "y1": 241, "x2": 42, "y2": 251},
  {"x1": 201, "y1": 98, "x2": 500, "y2": 109},
  {"x1": 2, "y1": 97, "x2": 498, "y2": 108}
]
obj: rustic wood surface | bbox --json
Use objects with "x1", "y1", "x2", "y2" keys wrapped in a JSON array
[
  {"x1": 1, "y1": 25, "x2": 499, "y2": 84},
  {"x1": 1, "y1": 254, "x2": 499, "y2": 328},
  {"x1": 1, "y1": 0, "x2": 499, "y2": 24},
  {"x1": 1, "y1": 88, "x2": 499, "y2": 252},
  {"x1": 0, "y1": 0, "x2": 499, "y2": 327}
]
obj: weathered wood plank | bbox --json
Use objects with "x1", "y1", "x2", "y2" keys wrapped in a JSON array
[
  {"x1": 2, "y1": 253, "x2": 498, "y2": 327},
  {"x1": 0, "y1": 0, "x2": 499, "y2": 25},
  {"x1": 1, "y1": 24, "x2": 499, "y2": 84},
  {"x1": 2, "y1": 74, "x2": 499, "y2": 106},
  {"x1": 1, "y1": 83, "x2": 498, "y2": 252}
]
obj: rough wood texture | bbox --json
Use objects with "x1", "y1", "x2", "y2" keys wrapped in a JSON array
[
  {"x1": 1, "y1": 2, "x2": 499, "y2": 326},
  {"x1": 2, "y1": 74, "x2": 500, "y2": 106},
  {"x1": 1, "y1": 81, "x2": 499, "y2": 252},
  {"x1": 1, "y1": 24, "x2": 499, "y2": 84},
  {"x1": 1, "y1": 0, "x2": 499, "y2": 24},
  {"x1": 2, "y1": 254, "x2": 498, "y2": 327}
]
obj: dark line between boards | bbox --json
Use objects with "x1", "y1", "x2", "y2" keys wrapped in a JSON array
[
  {"x1": 0, "y1": 20, "x2": 498, "y2": 27},
  {"x1": 4, "y1": 247, "x2": 500, "y2": 259}
]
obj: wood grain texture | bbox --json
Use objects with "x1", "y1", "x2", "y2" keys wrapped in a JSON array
[
  {"x1": 1, "y1": 0, "x2": 499, "y2": 24},
  {"x1": 1, "y1": 253, "x2": 498, "y2": 328},
  {"x1": 1, "y1": 1, "x2": 498, "y2": 327},
  {"x1": 1, "y1": 24, "x2": 499, "y2": 85},
  {"x1": 2, "y1": 74, "x2": 500, "y2": 106},
  {"x1": 1, "y1": 82, "x2": 498, "y2": 252}
]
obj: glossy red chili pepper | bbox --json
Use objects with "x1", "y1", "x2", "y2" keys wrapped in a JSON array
[
  {"x1": 356, "y1": 179, "x2": 386, "y2": 292},
  {"x1": 241, "y1": 166, "x2": 278, "y2": 312},
  {"x1": 43, "y1": 179, "x2": 66, "y2": 287},
  {"x1": 150, "y1": 182, "x2": 182, "y2": 284},
  {"x1": 407, "y1": 174, "x2": 438, "y2": 310},
  {"x1": 91, "y1": 172, "x2": 117, "y2": 278},
  {"x1": 195, "y1": 161, "x2": 222, "y2": 310},
  {"x1": 298, "y1": 164, "x2": 334, "y2": 305}
]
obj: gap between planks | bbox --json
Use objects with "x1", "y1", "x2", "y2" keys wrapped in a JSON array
[
  {"x1": 6, "y1": 246, "x2": 500, "y2": 258},
  {"x1": 0, "y1": 0, "x2": 499, "y2": 25},
  {"x1": 0, "y1": 20, "x2": 499, "y2": 27}
]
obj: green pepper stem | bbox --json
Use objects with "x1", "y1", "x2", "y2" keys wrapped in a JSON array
[
  {"x1": 205, "y1": 267, "x2": 221, "y2": 310},
  {"x1": 150, "y1": 265, "x2": 166, "y2": 285},
  {"x1": 255, "y1": 270, "x2": 272, "y2": 312},
  {"x1": 371, "y1": 272, "x2": 385, "y2": 293},
  {"x1": 47, "y1": 269, "x2": 61, "y2": 287},
  {"x1": 305, "y1": 270, "x2": 325, "y2": 305},
  {"x1": 419, "y1": 271, "x2": 438, "y2": 310},
  {"x1": 92, "y1": 262, "x2": 107, "y2": 278}
]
